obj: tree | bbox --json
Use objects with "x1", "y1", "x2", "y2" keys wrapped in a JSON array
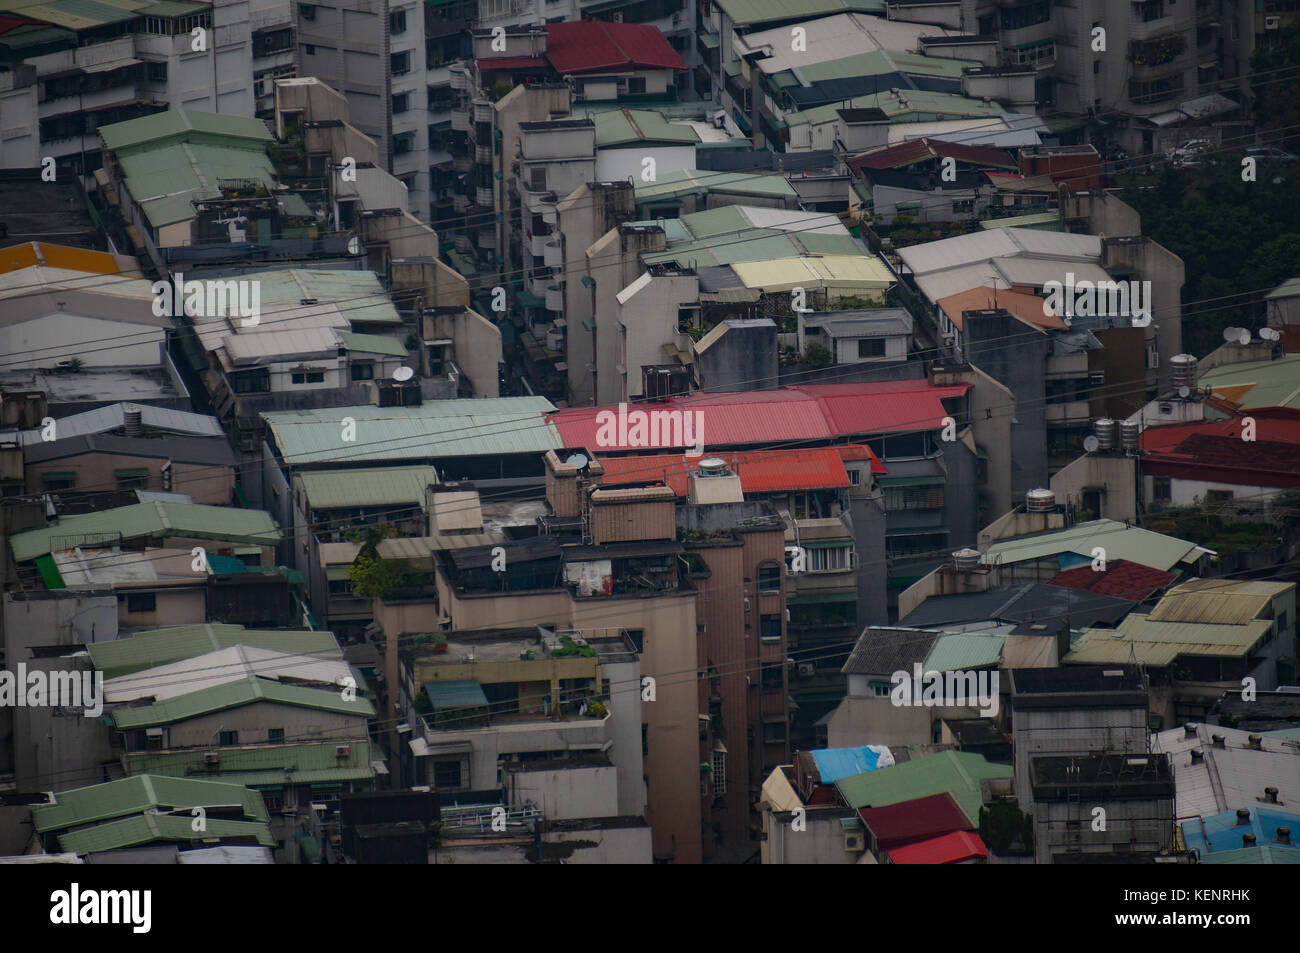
[
  {"x1": 803, "y1": 342, "x2": 832, "y2": 368},
  {"x1": 345, "y1": 523, "x2": 413, "y2": 601},
  {"x1": 1251, "y1": 20, "x2": 1300, "y2": 137}
]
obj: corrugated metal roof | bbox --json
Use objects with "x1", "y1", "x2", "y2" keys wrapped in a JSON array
[
  {"x1": 859, "y1": 792, "x2": 973, "y2": 851},
  {"x1": 88, "y1": 624, "x2": 341, "y2": 679},
  {"x1": 33, "y1": 775, "x2": 268, "y2": 833},
  {"x1": 1066, "y1": 614, "x2": 1273, "y2": 666},
  {"x1": 887, "y1": 829, "x2": 987, "y2": 864},
  {"x1": 982, "y1": 519, "x2": 1207, "y2": 573},
  {"x1": 298, "y1": 466, "x2": 438, "y2": 510},
  {"x1": 843, "y1": 627, "x2": 940, "y2": 675},
  {"x1": 1152, "y1": 723, "x2": 1300, "y2": 820},
  {"x1": 124, "y1": 740, "x2": 375, "y2": 786},
  {"x1": 1048, "y1": 558, "x2": 1177, "y2": 604},
  {"x1": 424, "y1": 679, "x2": 489, "y2": 710},
  {"x1": 100, "y1": 108, "x2": 274, "y2": 152},
  {"x1": 262, "y1": 398, "x2": 560, "y2": 465},
  {"x1": 339, "y1": 331, "x2": 409, "y2": 357},
  {"x1": 923, "y1": 632, "x2": 1005, "y2": 672},
  {"x1": 104, "y1": 645, "x2": 353, "y2": 704},
  {"x1": 728, "y1": 254, "x2": 894, "y2": 292},
  {"x1": 20, "y1": 402, "x2": 223, "y2": 447},
  {"x1": 0, "y1": 241, "x2": 126, "y2": 276},
  {"x1": 595, "y1": 446, "x2": 855, "y2": 495},
  {"x1": 634, "y1": 169, "x2": 796, "y2": 201},
  {"x1": 10, "y1": 502, "x2": 280, "y2": 562},
  {"x1": 834, "y1": 750, "x2": 1012, "y2": 823},
  {"x1": 545, "y1": 20, "x2": 685, "y2": 73},
  {"x1": 1147, "y1": 579, "x2": 1293, "y2": 625},
  {"x1": 431, "y1": 490, "x2": 482, "y2": 531},
  {"x1": 594, "y1": 108, "x2": 699, "y2": 147},
  {"x1": 1181, "y1": 806, "x2": 1300, "y2": 856},
  {"x1": 898, "y1": 227, "x2": 1099, "y2": 277},
  {"x1": 58, "y1": 814, "x2": 275, "y2": 855},
  {"x1": 114, "y1": 140, "x2": 277, "y2": 229},
  {"x1": 250, "y1": 269, "x2": 401, "y2": 325},
  {"x1": 111, "y1": 676, "x2": 374, "y2": 729}
]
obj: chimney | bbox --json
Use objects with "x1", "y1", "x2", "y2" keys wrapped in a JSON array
[
  {"x1": 1264, "y1": 787, "x2": 1279, "y2": 803},
  {"x1": 1277, "y1": 827, "x2": 1292, "y2": 845},
  {"x1": 1235, "y1": 809, "x2": 1252, "y2": 826},
  {"x1": 1212, "y1": 734, "x2": 1225, "y2": 748},
  {"x1": 1248, "y1": 734, "x2": 1263, "y2": 750},
  {"x1": 1183, "y1": 722, "x2": 1198, "y2": 738}
]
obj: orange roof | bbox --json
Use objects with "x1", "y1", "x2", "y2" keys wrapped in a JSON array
[
  {"x1": 0, "y1": 241, "x2": 124, "y2": 277},
  {"x1": 936, "y1": 285, "x2": 1067, "y2": 332},
  {"x1": 595, "y1": 446, "x2": 883, "y2": 495}
]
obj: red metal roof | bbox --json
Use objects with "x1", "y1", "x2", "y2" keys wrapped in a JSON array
[
  {"x1": 547, "y1": 382, "x2": 970, "y2": 452},
  {"x1": 888, "y1": 829, "x2": 987, "y2": 864},
  {"x1": 1049, "y1": 559, "x2": 1176, "y2": 604},
  {"x1": 835, "y1": 444, "x2": 888, "y2": 473},
  {"x1": 545, "y1": 21, "x2": 685, "y2": 75},
  {"x1": 847, "y1": 138, "x2": 1017, "y2": 174},
  {"x1": 595, "y1": 447, "x2": 860, "y2": 495},
  {"x1": 858, "y1": 792, "x2": 973, "y2": 852},
  {"x1": 1139, "y1": 409, "x2": 1300, "y2": 489}
]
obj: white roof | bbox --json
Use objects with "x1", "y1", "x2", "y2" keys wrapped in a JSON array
[
  {"x1": 734, "y1": 206, "x2": 848, "y2": 235},
  {"x1": 52, "y1": 547, "x2": 201, "y2": 587},
  {"x1": 195, "y1": 302, "x2": 350, "y2": 357},
  {"x1": 20, "y1": 402, "x2": 223, "y2": 446},
  {"x1": 616, "y1": 271, "x2": 654, "y2": 305},
  {"x1": 221, "y1": 326, "x2": 341, "y2": 367},
  {"x1": 737, "y1": 13, "x2": 952, "y2": 75},
  {"x1": 103, "y1": 644, "x2": 353, "y2": 703},
  {"x1": 0, "y1": 266, "x2": 154, "y2": 302},
  {"x1": 1151, "y1": 723, "x2": 1300, "y2": 820},
  {"x1": 899, "y1": 228, "x2": 1101, "y2": 276}
]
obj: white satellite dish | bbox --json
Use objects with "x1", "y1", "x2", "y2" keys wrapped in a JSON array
[
  {"x1": 567, "y1": 452, "x2": 589, "y2": 470},
  {"x1": 1260, "y1": 327, "x2": 1280, "y2": 341},
  {"x1": 1237, "y1": 328, "x2": 1251, "y2": 345},
  {"x1": 1178, "y1": 385, "x2": 1191, "y2": 398},
  {"x1": 392, "y1": 366, "x2": 414, "y2": 382},
  {"x1": 1222, "y1": 326, "x2": 1242, "y2": 343},
  {"x1": 1083, "y1": 436, "x2": 1100, "y2": 453},
  {"x1": 347, "y1": 236, "x2": 361, "y2": 255}
]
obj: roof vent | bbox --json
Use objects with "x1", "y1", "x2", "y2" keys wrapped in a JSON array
[
  {"x1": 1025, "y1": 488, "x2": 1055, "y2": 512},
  {"x1": 1183, "y1": 722, "x2": 1198, "y2": 738},
  {"x1": 1235, "y1": 808, "x2": 1251, "y2": 826},
  {"x1": 1277, "y1": 827, "x2": 1292, "y2": 845},
  {"x1": 1248, "y1": 734, "x2": 1263, "y2": 750},
  {"x1": 698, "y1": 457, "x2": 728, "y2": 476},
  {"x1": 1212, "y1": 734, "x2": 1226, "y2": 748},
  {"x1": 1242, "y1": 833, "x2": 1257, "y2": 847},
  {"x1": 1264, "y1": 786, "x2": 1279, "y2": 803},
  {"x1": 123, "y1": 405, "x2": 143, "y2": 437},
  {"x1": 1189, "y1": 749, "x2": 1204, "y2": 764}
]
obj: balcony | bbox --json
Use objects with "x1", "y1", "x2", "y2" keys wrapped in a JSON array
[
  {"x1": 546, "y1": 282, "x2": 565, "y2": 311},
  {"x1": 418, "y1": 708, "x2": 611, "y2": 754},
  {"x1": 476, "y1": 186, "x2": 493, "y2": 206},
  {"x1": 473, "y1": 100, "x2": 494, "y2": 124},
  {"x1": 529, "y1": 232, "x2": 549, "y2": 257},
  {"x1": 449, "y1": 66, "x2": 468, "y2": 91},
  {"x1": 475, "y1": 144, "x2": 493, "y2": 165},
  {"x1": 452, "y1": 155, "x2": 472, "y2": 173},
  {"x1": 450, "y1": 105, "x2": 469, "y2": 131},
  {"x1": 544, "y1": 238, "x2": 563, "y2": 268}
]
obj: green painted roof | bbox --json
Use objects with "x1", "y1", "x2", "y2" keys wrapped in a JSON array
[
  {"x1": 981, "y1": 211, "x2": 1061, "y2": 231},
  {"x1": 88, "y1": 624, "x2": 342, "y2": 679},
  {"x1": 245, "y1": 269, "x2": 402, "y2": 325},
  {"x1": 785, "y1": 89, "x2": 1003, "y2": 127},
  {"x1": 834, "y1": 750, "x2": 1012, "y2": 824},
  {"x1": 10, "y1": 502, "x2": 280, "y2": 563},
  {"x1": 100, "y1": 108, "x2": 274, "y2": 152},
  {"x1": 643, "y1": 228, "x2": 860, "y2": 268},
  {"x1": 297, "y1": 465, "x2": 438, "y2": 509},
  {"x1": 111, "y1": 676, "x2": 375, "y2": 729},
  {"x1": 634, "y1": 169, "x2": 797, "y2": 202},
  {"x1": 58, "y1": 814, "x2": 274, "y2": 855},
  {"x1": 0, "y1": 0, "x2": 205, "y2": 30},
  {"x1": 261, "y1": 397, "x2": 560, "y2": 466},
  {"x1": 339, "y1": 331, "x2": 409, "y2": 357},
  {"x1": 1200, "y1": 354, "x2": 1300, "y2": 411},
  {"x1": 982, "y1": 519, "x2": 1207, "y2": 573},
  {"x1": 594, "y1": 108, "x2": 700, "y2": 148},
  {"x1": 1265, "y1": 277, "x2": 1300, "y2": 300},
  {"x1": 923, "y1": 633, "x2": 1005, "y2": 673},
  {"x1": 125, "y1": 740, "x2": 376, "y2": 787},
  {"x1": 711, "y1": 0, "x2": 860, "y2": 27},
  {"x1": 33, "y1": 775, "x2": 268, "y2": 833}
]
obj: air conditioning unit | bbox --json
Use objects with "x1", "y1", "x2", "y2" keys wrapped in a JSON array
[
  {"x1": 611, "y1": 11, "x2": 623, "y2": 21},
  {"x1": 335, "y1": 744, "x2": 351, "y2": 758},
  {"x1": 844, "y1": 831, "x2": 865, "y2": 852},
  {"x1": 1266, "y1": 15, "x2": 1280, "y2": 29},
  {"x1": 798, "y1": 662, "x2": 815, "y2": 677},
  {"x1": 203, "y1": 752, "x2": 220, "y2": 765}
]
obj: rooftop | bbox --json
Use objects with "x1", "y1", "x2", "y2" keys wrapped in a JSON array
[
  {"x1": 936, "y1": 285, "x2": 1067, "y2": 333},
  {"x1": 711, "y1": 0, "x2": 886, "y2": 30},
  {"x1": 32, "y1": 775, "x2": 269, "y2": 834},
  {"x1": 544, "y1": 20, "x2": 685, "y2": 74},
  {"x1": 834, "y1": 750, "x2": 1012, "y2": 824},
  {"x1": 1066, "y1": 613, "x2": 1274, "y2": 667},
  {"x1": 982, "y1": 518, "x2": 1210, "y2": 574},
  {"x1": 25, "y1": 432, "x2": 239, "y2": 467},
  {"x1": 87, "y1": 623, "x2": 342, "y2": 679},
  {"x1": 847, "y1": 138, "x2": 1016, "y2": 173},
  {"x1": 110, "y1": 676, "x2": 374, "y2": 730},
  {"x1": 594, "y1": 445, "x2": 884, "y2": 496},
  {"x1": 1047, "y1": 559, "x2": 1177, "y2": 604},
  {"x1": 1199, "y1": 354, "x2": 1300, "y2": 412},
  {"x1": 10, "y1": 502, "x2": 280, "y2": 563},
  {"x1": 1007, "y1": 664, "x2": 1146, "y2": 703},
  {"x1": 57, "y1": 814, "x2": 274, "y2": 856},
  {"x1": 634, "y1": 169, "x2": 797, "y2": 202},
  {"x1": 858, "y1": 791, "x2": 973, "y2": 851},
  {"x1": 1180, "y1": 805, "x2": 1300, "y2": 857},
  {"x1": 899, "y1": 582, "x2": 1136, "y2": 631},
  {"x1": 103, "y1": 644, "x2": 354, "y2": 704},
  {"x1": 594, "y1": 109, "x2": 699, "y2": 148},
  {"x1": 123, "y1": 739, "x2": 376, "y2": 787},
  {"x1": 1139, "y1": 410, "x2": 1300, "y2": 487},
  {"x1": 808, "y1": 745, "x2": 895, "y2": 784},
  {"x1": 1029, "y1": 753, "x2": 1174, "y2": 800},
  {"x1": 0, "y1": 0, "x2": 208, "y2": 31},
  {"x1": 297, "y1": 466, "x2": 439, "y2": 510},
  {"x1": 1147, "y1": 578, "x2": 1294, "y2": 626},
  {"x1": 1151, "y1": 722, "x2": 1300, "y2": 820},
  {"x1": 18, "y1": 402, "x2": 223, "y2": 447},
  {"x1": 887, "y1": 829, "x2": 987, "y2": 864}
]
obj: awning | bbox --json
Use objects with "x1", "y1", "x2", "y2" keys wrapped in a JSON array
[
  {"x1": 885, "y1": 525, "x2": 949, "y2": 537},
  {"x1": 786, "y1": 590, "x2": 857, "y2": 605},
  {"x1": 878, "y1": 475, "x2": 945, "y2": 486},
  {"x1": 35, "y1": 555, "x2": 65, "y2": 590},
  {"x1": 82, "y1": 57, "x2": 142, "y2": 73},
  {"x1": 699, "y1": 32, "x2": 720, "y2": 48},
  {"x1": 114, "y1": 467, "x2": 148, "y2": 478},
  {"x1": 424, "y1": 679, "x2": 488, "y2": 710}
]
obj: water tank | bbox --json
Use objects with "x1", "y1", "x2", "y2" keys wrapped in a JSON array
[
  {"x1": 698, "y1": 457, "x2": 728, "y2": 476},
  {"x1": 545, "y1": 326, "x2": 564, "y2": 352},
  {"x1": 1119, "y1": 419, "x2": 1140, "y2": 451},
  {"x1": 1093, "y1": 418, "x2": 1117, "y2": 451},
  {"x1": 1169, "y1": 353, "x2": 1198, "y2": 390},
  {"x1": 123, "y1": 405, "x2": 143, "y2": 437},
  {"x1": 952, "y1": 548, "x2": 980, "y2": 571},
  {"x1": 1025, "y1": 488, "x2": 1056, "y2": 512}
]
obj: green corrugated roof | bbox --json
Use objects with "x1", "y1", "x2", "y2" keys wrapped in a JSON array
[
  {"x1": 124, "y1": 740, "x2": 376, "y2": 786},
  {"x1": 923, "y1": 633, "x2": 1005, "y2": 673},
  {"x1": 1066, "y1": 614, "x2": 1273, "y2": 667},
  {"x1": 58, "y1": 814, "x2": 274, "y2": 855},
  {"x1": 981, "y1": 211, "x2": 1061, "y2": 231},
  {"x1": 424, "y1": 679, "x2": 488, "y2": 709},
  {"x1": 100, "y1": 108, "x2": 274, "y2": 152},
  {"x1": 33, "y1": 775, "x2": 268, "y2": 833},
  {"x1": 246, "y1": 269, "x2": 401, "y2": 324},
  {"x1": 298, "y1": 465, "x2": 438, "y2": 509},
  {"x1": 88, "y1": 624, "x2": 342, "y2": 679},
  {"x1": 1265, "y1": 277, "x2": 1300, "y2": 300},
  {"x1": 594, "y1": 108, "x2": 700, "y2": 148},
  {"x1": 1200, "y1": 354, "x2": 1300, "y2": 411},
  {"x1": 115, "y1": 141, "x2": 278, "y2": 229},
  {"x1": 785, "y1": 89, "x2": 1002, "y2": 127},
  {"x1": 338, "y1": 331, "x2": 409, "y2": 357},
  {"x1": 10, "y1": 502, "x2": 280, "y2": 563},
  {"x1": 982, "y1": 518, "x2": 1207, "y2": 573},
  {"x1": 261, "y1": 397, "x2": 560, "y2": 466},
  {"x1": 111, "y1": 676, "x2": 374, "y2": 729},
  {"x1": 834, "y1": 750, "x2": 1012, "y2": 824},
  {"x1": 634, "y1": 169, "x2": 797, "y2": 202},
  {"x1": 0, "y1": 0, "x2": 207, "y2": 29},
  {"x1": 711, "y1": 0, "x2": 849, "y2": 27}
]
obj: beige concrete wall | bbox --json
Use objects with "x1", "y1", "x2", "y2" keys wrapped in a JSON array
[
  {"x1": 1051, "y1": 453, "x2": 1139, "y2": 523},
  {"x1": 117, "y1": 586, "x2": 206, "y2": 629},
  {"x1": 26, "y1": 454, "x2": 235, "y2": 505}
]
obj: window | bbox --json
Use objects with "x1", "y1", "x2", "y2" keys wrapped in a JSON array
[
  {"x1": 230, "y1": 368, "x2": 270, "y2": 393},
  {"x1": 126, "y1": 593, "x2": 156, "y2": 613},
  {"x1": 291, "y1": 370, "x2": 325, "y2": 384},
  {"x1": 626, "y1": 628, "x2": 645, "y2": 653},
  {"x1": 807, "y1": 545, "x2": 854, "y2": 572},
  {"x1": 529, "y1": 166, "x2": 547, "y2": 191},
  {"x1": 350, "y1": 362, "x2": 374, "y2": 381},
  {"x1": 848, "y1": 468, "x2": 861, "y2": 486},
  {"x1": 641, "y1": 723, "x2": 649, "y2": 757},
  {"x1": 433, "y1": 759, "x2": 462, "y2": 788},
  {"x1": 392, "y1": 51, "x2": 411, "y2": 75},
  {"x1": 298, "y1": 2, "x2": 316, "y2": 19},
  {"x1": 870, "y1": 680, "x2": 891, "y2": 697},
  {"x1": 711, "y1": 750, "x2": 727, "y2": 795},
  {"x1": 268, "y1": 728, "x2": 285, "y2": 742},
  {"x1": 328, "y1": 578, "x2": 353, "y2": 595},
  {"x1": 1136, "y1": 0, "x2": 1165, "y2": 21},
  {"x1": 41, "y1": 472, "x2": 76, "y2": 491},
  {"x1": 219, "y1": 730, "x2": 239, "y2": 746},
  {"x1": 147, "y1": 61, "x2": 168, "y2": 83},
  {"x1": 627, "y1": 76, "x2": 646, "y2": 95},
  {"x1": 115, "y1": 468, "x2": 148, "y2": 490},
  {"x1": 262, "y1": 791, "x2": 284, "y2": 811},
  {"x1": 392, "y1": 92, "x2": 409, "y2": 114},
  {"x1": 304, "y1": 43, "x2": 315, "y2": 54},
  {"x1": 1152, "y1": 476, "x2": 1172, "y2": 503},
  {"x1": 757, "y1": 565, "x2": 781, "y2": 594},
  {"x1": 763, "y1": 720, "x2": 787, "y2": 744},
  {"x1": 883, "y1": 483, "x2": 945, "y2": 511},
  {"x1": 390, "y1": 8, "x2": 406, "y2": 33},
  {"x1": 759, "y1": 614, "x2": 782, "y2": 641},
  {"x1": 1206, "y1": 489, "x2": 1233, "y2": 504},
  {"x1": 857, "y1": 338, "x2": 886, "y2": 358}
]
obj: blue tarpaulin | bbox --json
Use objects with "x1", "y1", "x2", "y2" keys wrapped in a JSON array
[{"x1": 810, "y1": 745, "x2": 896, "y2": 783}]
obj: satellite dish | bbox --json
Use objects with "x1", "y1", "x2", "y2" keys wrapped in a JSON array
[
  {"x1": 1260, "y1": 327, "x2": 1280, "y2": 341},
  {"x1": 1178, "y1": 385, "x2": 1191, "y2": 398},
  {"x1": 392, "y1": 366, "x2": 414, "y2": 382},
  {"x1": 347, "y1": 236, "x2": 361, "y2": 255},
  {"x1": 567, "y1": 452, "x2": 589, "y2": 470},
  {"x1": 1237, "y1": 328, "x2": 1251, "y2": 346},
  {"x1": 1083, "y1": 435, "x2": 1100, "y2": 453},
  {"x1": 1222, "y1": 326, "x2": 1242, "y2": 343}
]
